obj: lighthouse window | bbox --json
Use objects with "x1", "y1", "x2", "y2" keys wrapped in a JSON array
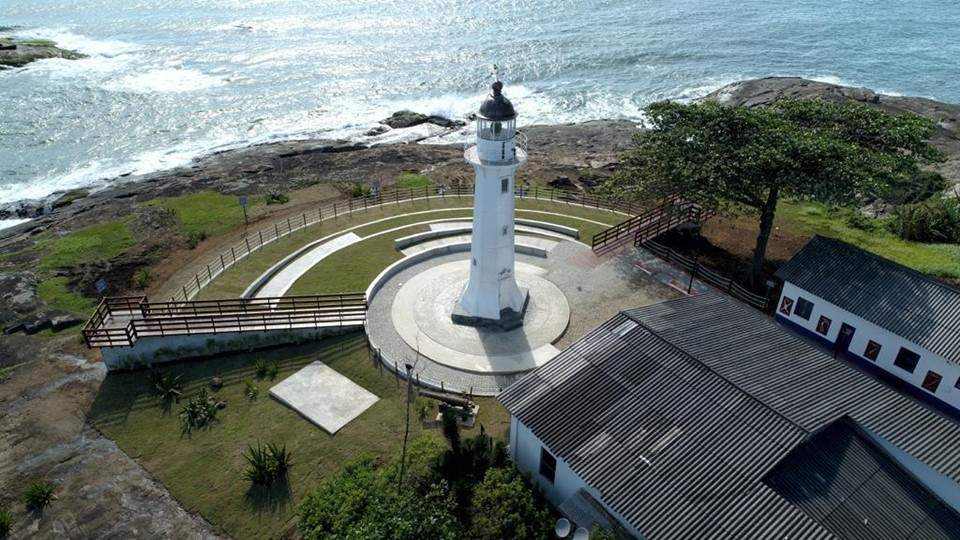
[
  {"x1": 502, "y1": 225, "x2": 508, "y2": 236},
  {"x1": 501, "y1": 178, "x2": 509, "y2": 193}
]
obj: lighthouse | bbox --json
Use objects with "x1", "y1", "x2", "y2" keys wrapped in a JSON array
[{"x1": 452, "y1": 80, "x2": 529, "y2": 329}]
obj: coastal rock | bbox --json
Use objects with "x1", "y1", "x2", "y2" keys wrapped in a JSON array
[
  {"x1": 0, "y1": 271, "x2": 41, "y2": 325},
  {"x1": 381, "y1": 110, "x2": 464, "y2": 129},
  {"x1": 0, "y1": 37, "x2": 85, "y2": 68},
  {"x1": 364, "y1": 125, "x2": 390, "y2": 136}
]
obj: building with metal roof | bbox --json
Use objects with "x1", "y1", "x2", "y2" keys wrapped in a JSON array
[
  {"x1": 774, "y1": 235, "x2": 960, "y2": 415},
  {"x1": 499, "y1": 293, "x2": 960, "y2": 539}
]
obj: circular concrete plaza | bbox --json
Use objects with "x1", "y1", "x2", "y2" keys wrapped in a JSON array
[
  {"x1": 391, "y1": 260, "x2": 570, "y2": 374},
  {"x1": 366, "y1": 239, "x2": 676, "y2": 395}
]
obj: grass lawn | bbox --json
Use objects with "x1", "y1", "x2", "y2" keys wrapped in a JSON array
[
  {"x1": 778, "y1": 201, "x2": 960, "y2": 280},
  {"x1": 197, "y1": 198, "x2": 624, "y2": 299},
  {"x1": 40, "y1": 221, "x2": 135, "y2": 271},
  {"x1": 396, "y1": 172, "x2": 431, "y2": 189},
  {"x1": 147, "y1": 191, "x2": 256, "y2": 238},
  {"x1": 34, "y1": 220, "x2": 136, "y2": 314},
  {"x1": 89, "y1": 334, "x2": 510, "y2": 540}
]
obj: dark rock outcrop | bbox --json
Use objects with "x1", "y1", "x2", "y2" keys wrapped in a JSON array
[
  {"x1": 381, "y1": 110, "x2": 465, "y2": 129},
  {"x1": 0, "y1": 37, "x2": 85, "y2": 68}
]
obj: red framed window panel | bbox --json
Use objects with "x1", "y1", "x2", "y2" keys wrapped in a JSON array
[
  {"x1": 863, "y1": 340, "x2": 882, "y2": 361},
  {"x1": 779, "y1": 297, "x2": 794, "y2": 316},
  {"x1": 816, "y1": 316, "x2": 832, "y2": 335},
  {"x1": 922, "y1": 371, "x2": 942, "y2": 393}
]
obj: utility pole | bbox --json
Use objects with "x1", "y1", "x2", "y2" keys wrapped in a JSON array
[{"x1": 397, "y1": 362, "x2": 414, "y2": 494}]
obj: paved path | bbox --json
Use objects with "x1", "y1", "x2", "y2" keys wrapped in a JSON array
[
  {"x1": 401, "y1": 233, "x2": 559, "y2": 257},
  {"x1": 255, "y1": 232, "x2": 361, "y2": 298}
]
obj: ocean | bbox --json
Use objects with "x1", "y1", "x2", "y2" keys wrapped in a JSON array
[{"x1": 2, "y1": 0, "x2": 959, "y2": 208}]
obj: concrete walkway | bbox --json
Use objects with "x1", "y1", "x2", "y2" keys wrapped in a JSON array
[
  {"x1": 401, "y1": 233, "x2": 559, "y2": 257},
  {"x1": 255, "y1": 232, "x2": 362, "y2": 298}
]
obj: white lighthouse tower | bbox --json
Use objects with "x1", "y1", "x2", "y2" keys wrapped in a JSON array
[{"x1": 452, "y1": 80, "x2": 529, "y2": 330}]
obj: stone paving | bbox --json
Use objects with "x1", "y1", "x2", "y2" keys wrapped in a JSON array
[{"x1": 366, "y1": 241, "x2": 678, "y2": 395}]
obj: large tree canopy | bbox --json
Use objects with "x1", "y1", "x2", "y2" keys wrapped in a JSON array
[{"x1": 603, "y1": 98, "x2": 943, "y2": 285}]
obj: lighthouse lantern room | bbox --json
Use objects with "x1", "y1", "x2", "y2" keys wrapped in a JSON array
[{"x1": 453, "y1": 80, "x2": 529, "y2": 330}]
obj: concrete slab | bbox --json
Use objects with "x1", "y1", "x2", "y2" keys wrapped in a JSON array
[
  {"x1": 269, "y1": 361, "x2": 378, "y2": 434},
  {"x1": 255, "y1": 233, "x2": 361, "y2": 298}
]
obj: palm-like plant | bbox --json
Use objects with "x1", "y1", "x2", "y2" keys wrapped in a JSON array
[
  {"x1": 243, "y1": 442, "x2": 292, "y2": 485},
  {"x1": 23, "y1": 481, "x2": 56, "y2": 512},
  {"x1": 150, "y1": 370, "x2": 183, "y2": 403},
  {"x1": 179, "y1": 388, "x2": 218, "y2": 434}
]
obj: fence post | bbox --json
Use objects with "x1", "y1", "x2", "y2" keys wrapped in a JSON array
[
  {"x1": 274, "y1": 223, "x2": 280, "y2": 237},
  {"x1": 688, "y1": 254, "x2": 699, "y2": 295},
  {"x1": 207, "y1": 265, "x2": 212, "y2": 282},
  {"x1": 303, "y1": 213, "x2": 307, "y2": 228},
  {"x1": 182, "y1": 285, "x2": 188, "y2": 300},
  {"x1": 245, "y1": 237, "x2": 251, "y2": 254},
  {"x1": 258, "y1": 230, "x2": 264, "y2": 246},
  {"x1": 220, "y1": 253, "x2": 226, "y2": 269},
  {"x1": 334, "y1": 202, "x2": 338, "y2": 218},
  {"x1": 231, "y1": 247, "x2": 236, "y2": 263},
  {"x1": 195, "y1": 274, "x2": 202, "y2": 290}
]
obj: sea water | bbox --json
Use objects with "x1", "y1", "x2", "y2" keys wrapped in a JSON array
[{"x1": 1, "y1": 0, "x2": 958, "y2": 206}]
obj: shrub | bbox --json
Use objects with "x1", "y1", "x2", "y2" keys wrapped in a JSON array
[
  {"x1": 264, "y1": 191, "x2": 290, "y2": 205},
  {"x1": 132, "y1": 268, "x2": 152, "y2": 289},
  {"x1": 254, "y1": 359, "x2": 269, "y2": 379},
  {"x1": 0, "y1": 507, "x2": 11, "y2": 537},
  {"x1": 468, "y1": 467, "x2": 552, "y2": 540},
  {"x1": 415, "y1": 397, "x2": 433, "y2": 423},
  {"x1": 0, "y1": 366, "x2": 12, "y2": 384},
  {"x1": 243, "y1": 442, "x2": 292, "y2": 486},
  {"x1": 881, "y1": 170, "x2": 949, "y2": 205},
  {"x1": 179, "y1": 388, "x2": 219, "y2": 434},
  {"x1": 23, "y1": 481, "x2": 56, "y2": 512},
  {"x1": 150, "y1": 370, "x2": 183, "y2": 403},
  {"x1": 888, "y1": 197, "x2": 960, "y2": 243},
  {"x1": 267, "y1": 360, "x2": 280, "y2": 380},
  {"x1": 243, "y1": 379, "x2": 259, "y2": 400},
  {"x1": 843, "y1": 209, "x2": 879, "y2": 231},
  {"x1": 186, "y1": 230, "x2": 207, "y2": 249}
]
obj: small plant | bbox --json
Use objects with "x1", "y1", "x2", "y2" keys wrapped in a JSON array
[
  {"x1": 843, "y1": 210, "x2": 879, "y2": 232},
  {"x1": 266, "y1": 360, "x2": 280, "y2": 380},
  {"x1": 150, "y1": 370, "x2": 183, "y2": 403},
  {"x1": 23, "y1": 481, "x2": 56, "y2": 512},
  {"x1": 243, "y1": 442, "x2": 292, "y2": 486},
  {"x1": 264, "y1": 191, "x2": 289, "y2": 205},
  {"x1": 0, "y1": 507, "x2": 11, "y2": 537},
  {"x1": 186, "y1": 230, "x2": 208, "y2": 249},
  {"x1": 254, "y1": 359, "x2": 269, "y2": 379},
  {"x1": 132, "y1": 268, "x2": 152, "y2": 289},
  {"x1": 415, "y1": 397, "x2": 433, "y2": 423},
  {"x1": 179, "y1": 388, "x2": 219, "y2": 434},
  {"x1": 244, "y1": 379, "x2": 259, "y2": 400},
  {"x1": 0, "y1": 366, "x2": 12, "y2": 384}
]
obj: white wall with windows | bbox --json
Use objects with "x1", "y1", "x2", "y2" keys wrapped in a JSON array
[
  {"x1": 508, "y1": 417, "x2": 641, "y2": 538},
  {"x1": 776, "y1": 282, "x2": 960, "y2": 412}
]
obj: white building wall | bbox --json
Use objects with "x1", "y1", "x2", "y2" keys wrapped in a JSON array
[
  {"x1": 776, "y1": 282, "x2": 960, "y2": 412},
  {"x1": 509, "y1": 417, "x2": 643, "y2": 539}
]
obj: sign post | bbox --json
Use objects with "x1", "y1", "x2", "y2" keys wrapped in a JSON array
[{"x1": 239, "y1": 195, "x2": 249, "y2": 226}]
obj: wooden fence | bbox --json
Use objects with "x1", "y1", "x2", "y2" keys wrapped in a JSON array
[
  {"x1": 168, "y1": 184, "x2": 641, "y2": 304},
  {"x1": 642, "y1": 240, "x2": 770, "y2": 310},
  {"x1": 83, "y1": 293, "x2": 366, "y2": 348}
]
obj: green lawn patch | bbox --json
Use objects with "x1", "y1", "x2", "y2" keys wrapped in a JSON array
[
  {"x1": 37, "y1": 276, "x2": 97, "y2": 314},
  {"x1": 778, "y1": 200, "x2": 960, "y2": 279},
  {"x1": 147, "y1": 191, "x2": 250, "y2": 239},
  {"x1": 40, "y1": 221, "x2": 135, "y2": 271},
  {"x1": 88, "y1": 335, "x2": 509, "y2": 540},
  {"x1": 396, "y1": 172, "x2": 431, "y2": 190},
  {"x1": 196, "y1": 198, "x2": 625, "y2": 299}
]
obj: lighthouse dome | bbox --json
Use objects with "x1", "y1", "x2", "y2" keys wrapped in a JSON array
[{"x1": 478, "y1": 81, "x2": 516, "y2": 121}]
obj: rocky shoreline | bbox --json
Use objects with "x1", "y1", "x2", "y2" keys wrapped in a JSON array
[{"x1": 0, "y1": 36, "x2": 85, "y2": 68}]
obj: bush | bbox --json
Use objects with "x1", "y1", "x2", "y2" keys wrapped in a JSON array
[
  {"x1": 254, "y1": 359, "x2": 269, "y2": 379},
  {"x1": 132, "y1": 268, "x2": 152, "y2": 289},
  {"x1": 888, "y1": 197, "x2": 960, "y2": 243},
  {"x1": 842, "y1": 209, "x2": 880, "y2": 231},
  {"x1": 881, "y1": 170, "x2": 949, "y2": 205},
  {"x1": 468, "y1": 467, "x2": 552, "y2": 540},
  {"x1": 0, "y1": 507, "x2": 11, "y2": 537},
  {"x1": 415, "y1": 397, "x2": 433, "y2": 423},
  {"x1": 150, "y1": 370, "x2": 183, "y2": 403},
  {"x1": 264, "y1": 191, "x2": 290, "y2": 205},
  {"x1": 243, "y1": 442, "x2": 292, "y2": 486},
  {"x1": 186, "y1": 230, "x2": 207, "y2": 249},
  {"x1": 179, "y1": 388, "x2": 219, "y2": 434},
  {"x1": 243, "y1": 379, "x2": 259, "y2": 400},
  {"x1": 23, "y1": 481, "x2": 56, "y2": 512}
]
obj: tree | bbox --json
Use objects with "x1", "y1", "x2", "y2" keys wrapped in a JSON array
[
  {"x1": 468, "y1": 467, "x2": 552, "y2": 540},
  {"x1": 604, "y1": 99, "x2": 942, "y2": 286}
]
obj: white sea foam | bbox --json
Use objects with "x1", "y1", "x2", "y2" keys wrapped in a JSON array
[
  {"x1": 16, "y1": 28, "x2": 139, "y2": 57},
  {"x1": 105, "y1": 68, "x2": 227, "y2": 93},
  {"x1": 0, "y1": 219, "x2": 31, "y2": 232}
]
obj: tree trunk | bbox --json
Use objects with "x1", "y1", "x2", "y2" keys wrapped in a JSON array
[{"x1": 750, "y1": 187, "x2": 780, "y2": 288}]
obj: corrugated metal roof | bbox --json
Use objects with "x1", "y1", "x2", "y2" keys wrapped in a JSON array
[
  {"x1": 499, "y1": 293, "x2": 960, "y2": 540},
  {"x1": 774, "y1": 235, "x2": 960, "y2": 364},
  {"x1": 764, "y1": 416, "x2": 960, "y2": 540}
]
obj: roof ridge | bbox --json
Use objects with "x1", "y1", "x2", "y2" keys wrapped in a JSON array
[{"x1": 810, "y1": 234, "x2": 960, "y2": 296}]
